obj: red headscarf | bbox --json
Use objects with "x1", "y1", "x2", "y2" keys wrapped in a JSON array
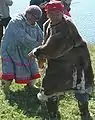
[
  {"x1": 45, "y1": 0, "x2": 71, "y2": 17},
  {"x1": 45, "y1": 1, "x2": 64, "y2": 13}
]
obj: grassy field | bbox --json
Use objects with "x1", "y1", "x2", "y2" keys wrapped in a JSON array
[{"x1": 0, "y1": 44, "x2": 95, "y2": 120}]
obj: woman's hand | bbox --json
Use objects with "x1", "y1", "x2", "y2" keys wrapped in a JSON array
[
  {"x1": 38, "y1": 58, "x2": 46, "y2": 69},
  {"x1": 28, "y1": 51, "x2": 36, "y2": 60}
]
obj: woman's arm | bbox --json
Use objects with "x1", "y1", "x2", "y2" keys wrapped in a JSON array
[
  {"x1": 6, "y1": 19, "x2": 42, "y2": 49},
  {"x1": 32, "y1": 19, "x2": 83, "y2": 59}
]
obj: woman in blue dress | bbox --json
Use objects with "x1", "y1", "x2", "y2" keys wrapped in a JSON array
[
  {"x1": 1, "y1": 5, "x2": 43, "y2": 92},
  {"x1": 30, "y1": 0, "x2": 50, "y2": 30}
]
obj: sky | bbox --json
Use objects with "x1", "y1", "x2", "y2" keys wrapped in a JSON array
[
  {"x1": 10, "y1": 0, "x2": 30, "y2": 17},
  {"x1": 10, "y1": 0, "x2": 95, "y2": 42},
  {"x1": 10, "y1": 0, "x2": 80, "y2": 17}
]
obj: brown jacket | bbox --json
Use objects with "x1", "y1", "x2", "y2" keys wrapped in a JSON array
[{"x1": 34, "y1": 17, "x2": 94, "y2": 95}]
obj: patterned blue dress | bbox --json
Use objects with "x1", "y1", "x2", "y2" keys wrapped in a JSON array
[{"x1": 1, "y1": 14, "x2": 43, "y2": 84}]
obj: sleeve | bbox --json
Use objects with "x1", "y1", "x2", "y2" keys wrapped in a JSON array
[
  {"x1": 34, "y1": 32, "x2": 73, "y2": 59},
  {"x1": 5, "y1": 0, "x2": 13, "y2": 6},
  {"x1": 66, "y1": 20, "x2": 83, "y2": 46},
  {"x1": 8, "y1": 19, "x2": 40, "y2": 50},
  {"x1": 34, "y1": 20, "x2": 83, "y2": 59}
]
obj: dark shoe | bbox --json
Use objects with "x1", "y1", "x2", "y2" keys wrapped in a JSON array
[
  {"x1": 46, "y1": 96, "x2": 60, "y2": 120},
  {"x1": 81, "y1": 111, "x2": 93, "y2": 120},
  {"x1": 78, "y1": 101, "x2": 92, "y2": 120},
  {"x1": 48, "y1": 111, "x2": 61, "y2": 120},
  {"x1": 81, "y1": 113, "x2": 93, "y2": 120}
]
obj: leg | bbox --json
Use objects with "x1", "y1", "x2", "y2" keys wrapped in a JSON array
[
  {"x1": 26, "y1": 79, "x2": 39, "y2": 88},
  {"x1": 75, "y1": 92, "x2": 92, "y2": 120},
  {"x1": 37, "y1": 91, "x2": 61, "y2": 120},
  {"x1": 24, "y1": 79, "x2": 39, "y2": 92},
  {"x1": 46, "y1": 96, "x2": 60, "y2": 120}
]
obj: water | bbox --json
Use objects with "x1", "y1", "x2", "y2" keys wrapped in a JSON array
[
  {"x1": 10, "y1": 0, "x2": 95, "y2": 43},
  {"x1": 71, "y1": 0, "x2": 95, "y2": 43}
]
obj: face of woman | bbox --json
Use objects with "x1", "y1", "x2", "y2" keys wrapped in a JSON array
[
  {"x1": 47, "y1": 10, "x2": 63, "y2": 23},
  {"x1": 26, "y1": 13, "x2": 36, "y2": 25}
]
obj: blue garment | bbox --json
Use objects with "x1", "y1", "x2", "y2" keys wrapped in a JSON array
[{"x1": 1, "y1": 14, "x2": 43, "y2": 84}]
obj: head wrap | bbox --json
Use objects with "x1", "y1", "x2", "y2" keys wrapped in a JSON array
[
  {"x1": 25, "y1": 5, "x2": 42, "y2": 20},
  {"x1": 45, "y1": 1, "x2": 64, "y2": 13}
]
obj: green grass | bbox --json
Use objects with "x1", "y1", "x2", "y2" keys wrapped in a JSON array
[{"x1": 0, "y1": 44, "x2": 95, "y2": 120}]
